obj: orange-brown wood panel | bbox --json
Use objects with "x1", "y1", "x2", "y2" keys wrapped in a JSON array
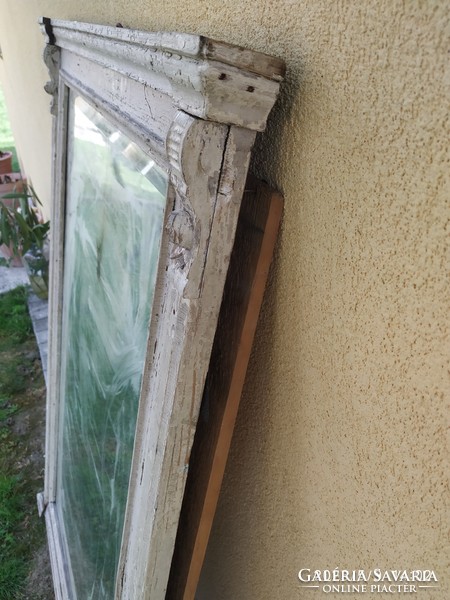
[{"x1": 167, "y1": 177, "x2": 283, "y2": 600}]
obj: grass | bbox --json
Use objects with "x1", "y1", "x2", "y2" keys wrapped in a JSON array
[
  {"x1": 0, "y1": 287, "x2": 31, "y2": 345},
  {"x1": 0, "y1": 474, "x2": 26, "y2": 598},
  {"x1": 0, "y1": 287, "x2": 48, "y2": 599},
  {"x1": 0, "y1": 86, "x2": 20, "y2": 172}
]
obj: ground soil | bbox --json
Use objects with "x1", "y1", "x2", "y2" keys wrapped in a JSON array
[
  {"x1": 19, "y1": 377, "x2": 55, "y2": 600},
  {"x1": 1, "y1": 340, "x2": 54, "y2": 599}
]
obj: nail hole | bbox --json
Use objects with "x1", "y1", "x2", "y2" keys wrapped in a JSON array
[
  {"x1": 247, "y1": 86, "x2": 255, "y2": 93},
  {"x1": 218, "y1": 73, "x2": 226, "y2": 80}
]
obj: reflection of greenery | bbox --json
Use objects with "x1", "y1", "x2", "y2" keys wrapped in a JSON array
[
  {"x1": 74, "y1": 95, "x2": 168, "y2": 197},
  {"x1": 74, "y1": 138, "x2": 164, "y2": 199},
  {"x1": 59, "y1": 97, "x2": 167, "y2": 599}
]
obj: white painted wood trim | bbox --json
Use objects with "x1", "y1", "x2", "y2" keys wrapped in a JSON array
[
  {"x1": 41, "y1": 18, "x2": 285, "y2": 81},
  {"x1": 39, "y1": 17, "x2": 284, "y2": 600},
  {"x1": 40, "y1": 18, "x2": 284, "y2": 131},
  {"x1": 38, "y1": 495, "x2": 75, "y2": 600},
  {"x1": 116, "y1": 121, "x2": 256, "y2": 600},
  {"x1": 44, "y1": 76, "x2": 67, "y2": 505}
]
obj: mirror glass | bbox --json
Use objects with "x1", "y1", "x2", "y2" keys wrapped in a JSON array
[{"x1": 57, "y1": 93, "x2": 167, "y2": 599}]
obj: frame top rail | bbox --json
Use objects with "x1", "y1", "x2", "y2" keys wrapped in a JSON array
[{"x1": 40, "y1": 17, "x2": 285, "y2": 131}]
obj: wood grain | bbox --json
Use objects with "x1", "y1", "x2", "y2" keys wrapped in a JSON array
[
  {"x1": 166, "y1": 177, "x2": 283, "y2": 600},
  {"x1": 40, "y1": 18, "x2": 283, "y2": 131},
  {"x1": 40, "y1": 19, "x2": 284, "y2": 600},
  {"x1": 117, "y1": 121, "x2": 256, "y2": 600}
]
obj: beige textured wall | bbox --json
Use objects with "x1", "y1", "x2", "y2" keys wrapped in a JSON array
[{"x1": 0, "y1": 1, "x2": 448, "y2": 598}]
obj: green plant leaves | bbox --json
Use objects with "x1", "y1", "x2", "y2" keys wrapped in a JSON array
[{"x1": 0, "y1": 185, "x2": 50, "y2": 263}]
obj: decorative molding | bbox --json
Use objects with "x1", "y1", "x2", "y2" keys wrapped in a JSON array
[
  {"x1": 167, "y1": 206, "x2": 196, "y2": 268},
  {"x1": 38, "y1": 16, "x2": 284, "y2": 600},
  {"x1": 43, "y1": 44, "x2": 60, "y2": 116},
  {"x1": 116, "y1": 121, "x2": 256, "y2": 600},
  {"x1": 166, "y1": 111, "x2": 195, "y2": 189},
  {"x1": 166, "y1": 112, "x2": 202, "y2": 270},
  {"x1": 39, "y1": 18, "x2": 284, "y2": 131}
]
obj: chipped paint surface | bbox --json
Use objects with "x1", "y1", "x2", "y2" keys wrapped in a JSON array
[
  {"x1": 36, "y1": 18, "x2": 272, "y2": 599},
  {"x1": 0, "y1": 2, "x2": 448, "y2": 599}
]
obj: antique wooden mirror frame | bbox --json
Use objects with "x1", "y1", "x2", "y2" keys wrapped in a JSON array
[{"x1": 38, "y1": 17, "x2": 284, "y2": 600}]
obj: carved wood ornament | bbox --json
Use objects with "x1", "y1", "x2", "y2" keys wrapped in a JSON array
[{"x1": 39, "y1": 17, "x2": 284, "y2": 600}]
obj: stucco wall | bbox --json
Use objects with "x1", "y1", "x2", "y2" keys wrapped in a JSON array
[{"x1": 0, "y1": 1, "x2": 448, "y2": 598}]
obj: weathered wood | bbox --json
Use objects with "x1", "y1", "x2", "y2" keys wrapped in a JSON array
[
  {"x1": 116, "y1": 122, "x2": 257, "y2": 600},
  {"x1": 59, "y1": 53, "x2": 178, "y2": 165},
  {"x1": 166, "y1": 177, "x2": 283, "y2": 600},
  {"x1": 39, "y1": 17, "x2": 284, "y2": 600},
  {"x1": 202, "y1": 39, "x2": 286, "y2": 81},
  {"x1": 41, "y1": 19, "x2": 285, "y2": 82},
  {"x1": 40, "y1": 18, "x2": 283, "y2": 131},
  {"x1": 39, "y1": 495, "x2": 75, "y2": 600},
  {"x1": 44, "y1": 79, "x2": 67, "y2": 505}
]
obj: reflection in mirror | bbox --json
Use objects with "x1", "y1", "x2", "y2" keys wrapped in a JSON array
[{"x1": 57, "y1": 93, "x2": 168, "y2": 599}]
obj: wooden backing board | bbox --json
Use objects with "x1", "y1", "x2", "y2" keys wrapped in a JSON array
[{"x1": 166, "y1": 177, "x2": 283, "y2": 600}]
